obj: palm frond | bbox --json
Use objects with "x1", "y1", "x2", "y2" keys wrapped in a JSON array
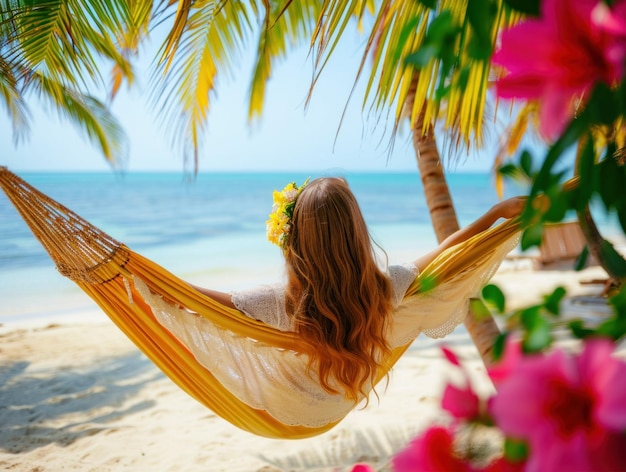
[
  {"x1": 310, "y1": 0, "x2": 522, "y2": 151},
  {"x1": 109, "y1": 0, "x2": 154, "y2": 99},
  {"x1": 0, "y1": 54, "x2": 31, "y2": 141},
  {"x1": 2, "y1": 0, "x2": 136, "y2": 90},
  {"x1": 248, "y1": 0, "x2": 320, "y2": 120},
  {"x1": 116, "y1": 0, "x2": 153, "y2": 52},
  {"x1": 151, "y1": 0, "x2": 256, "y2": 171},
  {"x1": 28, "y1": 72, "x2": 127, "y2": 165}
]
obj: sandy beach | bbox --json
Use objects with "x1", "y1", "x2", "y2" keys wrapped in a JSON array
[{"x1": 0, "y1": 259, "x2": 617, "y2": 471}]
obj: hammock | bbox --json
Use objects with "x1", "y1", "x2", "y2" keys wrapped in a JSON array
[{"x1": 0, "y1": 167, "x2": 521, "y2": 439}]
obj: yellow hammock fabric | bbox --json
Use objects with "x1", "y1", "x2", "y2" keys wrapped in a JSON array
[{"x1": 0, "y1": 167, "x2": 521, "y2": 439}]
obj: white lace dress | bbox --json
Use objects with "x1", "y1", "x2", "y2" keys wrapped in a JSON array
[
  {"x1": 134, "y1": 264, "x2": 429, "y2": 428},
  {"x1": 230, "y1": 263, "x2": 419, "y2": 333}
]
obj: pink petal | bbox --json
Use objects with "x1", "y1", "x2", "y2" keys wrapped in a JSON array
[
  {"x1": 489, "y1": 350, "x2": 572, "y2": 437},
  {"x1": 524, "y1": 429, "x2": 591, "y2": 472},
  {"x1": 591, "y1": 430, "x2": 626, "y2": 471},
  {"x1": 538, "y1": 86, "x2": 575, "y2": 140},
  {"x1": 493, "y1": 22, "x2": 556, "y2": 74},
  {"x1": 492, "y1": 0, "x2": 625, "y2": 142},
  {"x1": 442, "y1": 383, "x2": 480, "y2": 420},
  {"x1": 578, "y1": 338, "x2": 626, "y2": 430},
  {"x1": 392, "y1": 427, "x2": 473, "y2": 472},
  {"x1": 441, "y1": 345, "x2": 461, "y2": 367},
  {"x1": 494, "y1": 74, "x2": 546, "y2": 100},
  {"x1": 351, "y1": 465, "x2": 375, "y2": 472},
  {"x1": 487, "y1": 338, "x2": 522, "y2": 387},
  {"x1": 593, "y1": 1, "x2": 626, "y2": 35},
  {"x1": 480, "y1": 456, "x2": 525, "y2": 472}
]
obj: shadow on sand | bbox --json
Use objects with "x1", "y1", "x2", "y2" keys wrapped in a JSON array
[{"x1": 0, "y1": 352, "x2": 162, "y2": 453}]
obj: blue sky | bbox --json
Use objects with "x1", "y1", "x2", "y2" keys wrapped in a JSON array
[{"x1": 2, "y1": 32, "x2": 509, "y2": 174}]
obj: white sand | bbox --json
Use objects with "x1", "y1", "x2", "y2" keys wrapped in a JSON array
[{"x1": 0, "y1": 263, "x2": 615, "y2": 471}]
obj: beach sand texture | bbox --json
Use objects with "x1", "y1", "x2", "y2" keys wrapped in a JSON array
[{"x1": 0, "y1": 261, "x2": 615, "y2": 471}]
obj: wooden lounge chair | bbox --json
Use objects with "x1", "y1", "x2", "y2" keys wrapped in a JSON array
[
  {"x1": 503, "y1": 221, "x2": 593, "y2": 271},
  {"x1": 538, "y1": 222, "x2": 620, "y2": 296},
  {"x1": 538, "y1": 221, "x2": 594, "y2": 268}
]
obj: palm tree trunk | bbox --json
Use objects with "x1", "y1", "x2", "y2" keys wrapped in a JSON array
[
  {"x1": 407, "y1": 80, "x2": 500, "y2": 367},
  {"x1": 574, "y1": 140, "x2": 625, "y2": 287}
]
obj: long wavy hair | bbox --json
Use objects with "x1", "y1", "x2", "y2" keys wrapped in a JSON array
[{"x1": 283, "y1": 177, "x2": 393, "y2": 402}]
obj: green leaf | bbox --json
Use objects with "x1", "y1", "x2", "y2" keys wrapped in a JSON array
[
  {"x1": 504, "y1": 437, "x2": 529, "y2": 462},
  {"x1": 498, "y1": 163, "x2": 521, "y2": 179},
  {"x1": 543, "y1": 287, "x2": 566, "y2": 316},
  {"x1": 405, "y1": 10, "x2": 461, "y2": 72},
  {"x1": 482, "y1": 284, "x2": 506, "y2": 314},
  {"x1": 596, "y1": 317, "x2": 626, "y2": 341},
  {"x1": 520, "y1": 307, "x2": 552, "y2": 352},
  {"x1": 470, "y1": 298, "x2": 492, "y2": 320},
  {"x1": 575, "y1": 246, "x2": 590, "y2": 271},
  {"x1": 618, "y1": 205, "x2": 626, "y2": 234},
  {"x1": 405, "y1": 44, "x2": 440, "y2": 67},
  {"x1": 521, "y1": 223, "x2": 543, "y2": 250},
  {"x1": 492, "y1": 332, "x2": 508, "y2": 362},
  {"x1": 426, "y1": 10, "x2": 457, "y2": 44},
  {"x1": 419, "y1": 273, "x2": 438, "y2": 293},
  {"x1": 598, "y1": 156, "x2": 623, "y2": 210},
  {"x1": 524, "y1": 318, "x2": 553, "y2": 353},
  {"x1": 466, "y1": 0, "x2": 495, "y2": 60},
  {"x1": 519, "y1": 306, "x2": 541, "y2": 329},
  {"x1": 467, "y1": 34, "x2": 492, "y2": 61},
  {"x1": 456, "y1": 66, "x2": 471, "y2": 92},
  {"x1": 572, "y1": 137, "x2": 595, "y2": 211},
  {"x1": 586, "y1": 82, "x2": 619, "y2": 126},
  {"x1": 599, "y1": 240, "x2": 626, "y2": 279},
  {"x1": 609, "y1": 286, "x2": 626, "y2": 316},
  {"x1": 417, "y1": 0, "x2": 437, "y2": 9},
  {"x1": 531, "y1": 117, "x2": 586, "y2": 198},
  {"x1": 503, "y1": 0, "x2": 540, "y2": 16},
  {"x1": 393, "y1": 16, "x2": 422, "y2": 65},
  {"x1": 569, "y1": 320, "x2": 595, "y2": 339},
  {"x1": 543, "y1": 187, "x2": 568, "y2": 223},
  {"x1": 520, "y1": 150, "x2": 534, "y2": 177},
  {"x1": 435, "y1": 83, "x2": 452, "y2": 101}
]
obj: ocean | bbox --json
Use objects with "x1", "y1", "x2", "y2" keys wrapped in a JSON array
[{"x1": 0, "y1": 170, "x2": 618, "y2": 325}]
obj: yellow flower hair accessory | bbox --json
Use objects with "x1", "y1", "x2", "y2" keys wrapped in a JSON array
[{"x1": 266, "y1": 178, "x2": 310, "y2": 247}]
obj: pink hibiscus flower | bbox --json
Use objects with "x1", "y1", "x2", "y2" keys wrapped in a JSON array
[
  {"x1": 392, "y1": 425, "x2": 524, "y2": 472},
  {"x1": 489, "y1": 338, "x2": 626, "y2": 472},
  {"x1": 392, "y1": 426, "x2": 474, "y2": 472},
  {"x1": 493, "y1": 0, "x2": 626, "y2": 140}
]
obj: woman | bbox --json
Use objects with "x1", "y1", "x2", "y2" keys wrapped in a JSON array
[{"x1": 193, "y1": 177, "x2": 525, "y2": 404}]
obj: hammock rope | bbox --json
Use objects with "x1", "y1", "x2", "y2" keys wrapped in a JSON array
[{"x1": 0, "y1": 167, "x2": 522, "y2": 439}]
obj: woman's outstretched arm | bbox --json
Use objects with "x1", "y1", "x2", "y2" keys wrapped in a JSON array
[
  {"x1": 189, "y1": 284, "x2": 237, "y2": 309},
  {"x1": 412, "y1": 197, "x2": 526, "y2": 273}
]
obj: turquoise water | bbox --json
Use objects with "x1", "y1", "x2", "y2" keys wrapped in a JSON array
[{"x1": 0, "y1": 170, "x2": 618, "y2": 324}]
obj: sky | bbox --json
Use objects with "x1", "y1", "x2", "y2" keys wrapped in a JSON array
[{"x1": 1, "y1": 28, "x2": 512, "y2": 174}]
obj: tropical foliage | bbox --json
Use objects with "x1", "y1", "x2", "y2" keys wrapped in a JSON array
[
  {"x1": 0, "y1": 0, "x2": 151, "y2": 162},
  {"x1": 1, "y1": 0, "x2": 522, "y2": 168},
  {"x1": 354, "y1": 0, "x2": 626, "y2": 469}
]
